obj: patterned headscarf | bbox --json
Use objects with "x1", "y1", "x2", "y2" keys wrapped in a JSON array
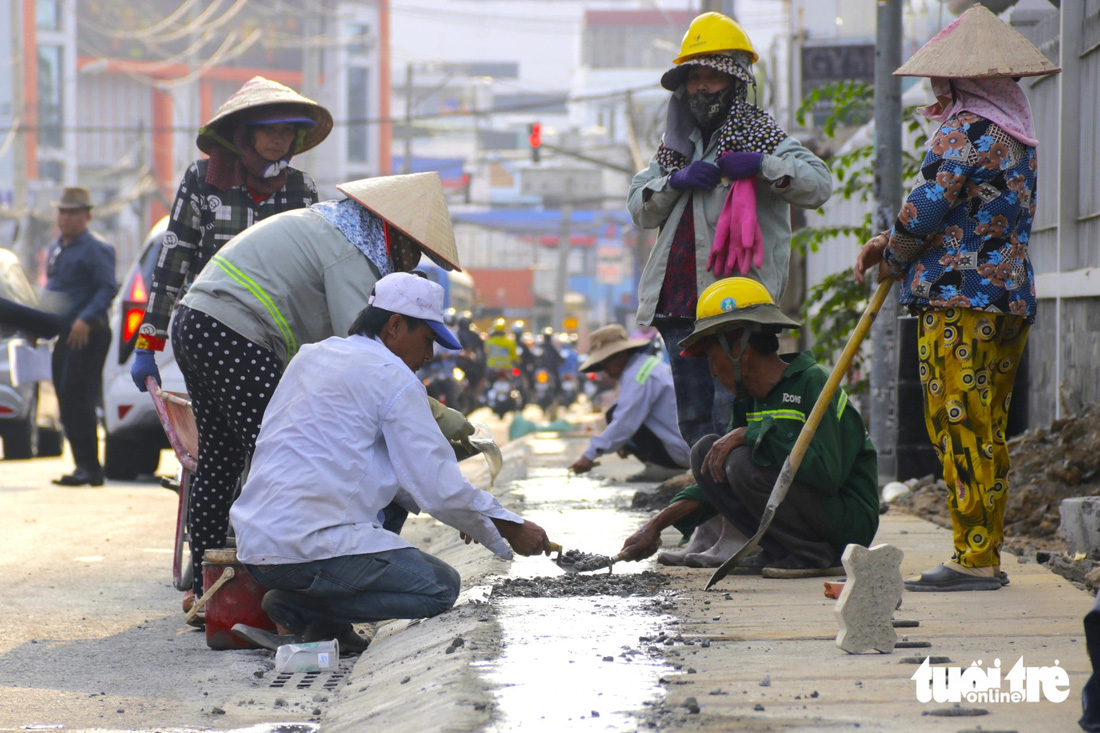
[
  {"x1": 310, "y1": 198, "x2": 392, "y2": 277},
  {"x1": 656, "y1": 53, "x2": 787, "y2": 173},
  {"x1": 919, "y1": 77, "x2": 1038, "y2": 148}
]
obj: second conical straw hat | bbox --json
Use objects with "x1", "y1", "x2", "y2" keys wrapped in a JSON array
[
  {"x1": 337, "y1": 172, "x2": 461, "y2": 272},
  {"x1": 894, "y1": 4, "x2": 1060, "y2": 79}
]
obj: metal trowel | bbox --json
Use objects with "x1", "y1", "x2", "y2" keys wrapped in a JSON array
[{"x1": 549, "y1": 542, "x2": 626, "y2": 574}]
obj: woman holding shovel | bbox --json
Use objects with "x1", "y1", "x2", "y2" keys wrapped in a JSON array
[{"x1": 854, "y1": 5, "x2": 1059, "y2": 592}]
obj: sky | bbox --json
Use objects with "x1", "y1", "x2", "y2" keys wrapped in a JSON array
[{"x1": 389, "y1": 0, "x2": 790, "y2": 93}]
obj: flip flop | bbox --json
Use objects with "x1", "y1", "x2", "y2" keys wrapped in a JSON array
[{"x1": 904, "y1": 564, "x2": 1002, "y2": 592}]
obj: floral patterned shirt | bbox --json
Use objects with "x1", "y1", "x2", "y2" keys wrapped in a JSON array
[{"x1": 885, "y1": 112, "x2": 1037, "y2": 322}]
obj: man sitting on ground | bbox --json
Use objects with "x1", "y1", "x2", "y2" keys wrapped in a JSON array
[
  {"x1": 618, "y1": 278, "x2": 879, "y2": 578},
  {"x1": 230, "y1": 273, "x2": 551, "y2": 652},
  {"x1": 569, "y1": 324, "x2": 690, "y2": 483}
]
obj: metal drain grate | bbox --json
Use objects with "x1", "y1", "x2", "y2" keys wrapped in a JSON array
[{"x1": 269, "y1": 668, "x2": 349, "y2": 690}]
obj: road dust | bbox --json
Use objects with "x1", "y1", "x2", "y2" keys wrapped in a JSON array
[{"x1": 492, "y1": 570, "x2": 672, "y2": 598}]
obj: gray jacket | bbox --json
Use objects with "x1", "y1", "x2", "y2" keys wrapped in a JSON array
[
  {"x1": 629, "y1": 133, "x2": 832, "y2": 325},
  {"x1": 181, "y1": 208, "x2": 380, "y2": 366}
]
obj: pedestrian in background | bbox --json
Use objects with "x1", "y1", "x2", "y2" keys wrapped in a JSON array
[
  {"x1": 42, "y1": 188, "x2": 118, "y2": 486},
  {"x1": 629, "y1": 11, "x2": 831, "y2": 447},
  {"x1": 132, "y1": 76, "x2": 331, "y2": 361},
  {"x1": 854, "y1": 6, "x2": 1059, "y2": 592}
]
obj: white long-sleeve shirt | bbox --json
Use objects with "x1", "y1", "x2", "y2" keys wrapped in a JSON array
[
  {"x1": 231, "y1": 334, "x2": 522, "y2": 565},
  {"x1": 582, "y1": 351, "x2": 690, "y2": 466}
]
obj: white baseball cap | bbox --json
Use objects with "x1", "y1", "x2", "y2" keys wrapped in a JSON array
[{"x1": 368, "y1": 272, "x2": 463, "y2": 350}]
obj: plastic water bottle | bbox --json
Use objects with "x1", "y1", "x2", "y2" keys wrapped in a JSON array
[{"x1": 274, "y1": 640, "x2": 339, "y2": 673}]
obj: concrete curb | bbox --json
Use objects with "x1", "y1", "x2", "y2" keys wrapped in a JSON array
[{"x1": 324, "y1": 434, "x2": 540, "y2": 731}]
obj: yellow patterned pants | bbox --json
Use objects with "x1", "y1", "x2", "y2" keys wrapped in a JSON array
[{"x1": 917, "y1": 308, "x2": 1029, "y2": 568}]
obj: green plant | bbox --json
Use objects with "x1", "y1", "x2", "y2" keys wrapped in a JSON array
[{"x1": 791, "y1": 81, "x2": 929, "y2": 394}]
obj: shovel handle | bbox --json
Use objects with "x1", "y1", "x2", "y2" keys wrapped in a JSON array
[
  {"x1": 183, "y1": 566, "x2": 235, "y2": 624},
  {"x1": 784, "y1": 277, "x2": 895, "y2": 481}
]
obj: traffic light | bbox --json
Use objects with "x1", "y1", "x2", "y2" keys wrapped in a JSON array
[{"x1": 528, "y1": 122, "x2": 541, "y2": 163}]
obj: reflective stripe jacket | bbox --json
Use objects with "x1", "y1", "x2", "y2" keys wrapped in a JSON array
[
  {"x1": 735, "y1": 351, "x2": 879, "y2": 551},
  {"x1": 142, "y1": 159, "x2": 317, "y2": 341},
  {"x1": 180, "y1": 208, "x2": 379, "y2": 366}
]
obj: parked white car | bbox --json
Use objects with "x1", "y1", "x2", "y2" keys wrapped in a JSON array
[
  {"x1": 101, "y1": 217, "x2": 186, "y2": 479},
  {"x1": 0, "y1": 248, "x2": 63, "y2": 459}
]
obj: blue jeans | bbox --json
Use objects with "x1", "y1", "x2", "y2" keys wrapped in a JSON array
[
  {"x1": 654, "y1": 317, "x2": 735, "y2": 446},
  {"x1": 245, "y1": 547, "x2": 461, "y2": 635}
]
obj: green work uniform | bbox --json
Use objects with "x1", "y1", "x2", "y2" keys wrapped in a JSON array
[{"x1": 673, "y1": 351, "x2": 879, "y2": 552}]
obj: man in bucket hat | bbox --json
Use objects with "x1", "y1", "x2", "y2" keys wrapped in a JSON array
[
  {"x1": 42, "y1": 187, "x2": 118, "y2": 486},
  {"x1": 228, "y1": 273, "x2": 552, "y2": 652},
  {"x1": 569, "y1": 324, "x2": 689, "y2": 483},
  {"x1": 618, "y1": 278, "x2": 879, "y2": 578}
]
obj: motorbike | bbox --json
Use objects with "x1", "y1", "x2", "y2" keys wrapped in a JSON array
[
  {"x1": 533, "y1": 368, "x2": 556, "y2": 414},
  {"x1": 486, "y1": 368, "x2": 522, "y2": 419},
  {"x1": 558, "y1": 372, "x2": 580, "y2": 408},
  {"x1": 422, "y1": 356, "x2": 467, "y2": 411}
]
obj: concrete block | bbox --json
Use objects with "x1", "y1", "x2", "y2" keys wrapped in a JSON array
[
  {"x1": 834, "y1": 543, "x2": 904, "y2": 654},
  {"x1": 1060, "y1": 497, "x2": 1100, "y2": 558}
]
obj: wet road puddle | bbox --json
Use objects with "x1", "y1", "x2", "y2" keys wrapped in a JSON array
[
  {"x1": 505, "y1": 467, "x2": 641, "y2": 578},
  {"x1": 478, "y1": 468, "x2": 679, "y2": 730}
]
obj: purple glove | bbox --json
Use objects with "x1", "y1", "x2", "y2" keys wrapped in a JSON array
[
  {"x1": 668, "y1": 161, "x2": 722, "y2": 191},
  {"x1": 717, "y1": 151, "x2": 763, "y2": 181}
]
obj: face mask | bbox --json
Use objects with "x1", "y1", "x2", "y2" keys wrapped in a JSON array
[{"x1": 688, "y1": 86, "x2": 735, "y2": 129}]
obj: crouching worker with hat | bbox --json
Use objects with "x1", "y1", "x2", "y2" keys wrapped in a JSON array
[
  {"x1": 618, "y1": 278, "x2": 879, "y2": 579},
  {"x1": 569, "y1": 325, "x2": 690, "y2": 483},
  {"x1": 230, "y1": 273, "x2": 552, "y2": 652}
]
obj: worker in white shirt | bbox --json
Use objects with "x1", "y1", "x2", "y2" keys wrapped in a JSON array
[
  {"x1": 229, "y1": 272, "x2": 551, "y2": 653},
  {"x1": 569, "y1": 324, "x2": 690, "y2": 483}
]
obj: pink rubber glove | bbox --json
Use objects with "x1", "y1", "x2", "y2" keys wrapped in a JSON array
[
  {"x1": 708, "y1": 189, "x2": 734, "y2": 276},
  {"x1": 730, "y1": 179, "x2": 762, "y2": 276}
]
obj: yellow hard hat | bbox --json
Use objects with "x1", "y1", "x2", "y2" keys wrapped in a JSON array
[
  {"x1": 492, "y1": 318, "x2": 507, "y2": 333},
  {"x1": 674, "y1": 12, "x2": 758, "y2": 65},
  {"x1": 679, "y1": 277, "x2": 799, "y2": 356}
]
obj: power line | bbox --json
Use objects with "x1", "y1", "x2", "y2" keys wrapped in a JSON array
[{"x1": 12, "y1": 83, "x2": 664, "y2": 133}]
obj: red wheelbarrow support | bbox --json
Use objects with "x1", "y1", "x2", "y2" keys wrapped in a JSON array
[{"x1": 146, "y1": 376, "x2": 198, "y2": 592}]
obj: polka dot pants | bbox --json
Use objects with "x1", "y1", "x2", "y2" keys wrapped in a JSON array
[{"x1": 172, "y1": 306, "x2": 283, "y2": 596}]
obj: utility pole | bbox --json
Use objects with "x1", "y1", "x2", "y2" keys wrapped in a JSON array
[
  {"x1": 403, "y1": 64, "x2": 413, "y2": 174},
  {"x1": 1055, "y1": 0, "x2": 1084, "y2": 421},
  {"x1": 869, "y1": 0, "x2": 903, "y2": 481},
  {"x1": 552, "y1": 202, "x2": 572, "y2": 333}
]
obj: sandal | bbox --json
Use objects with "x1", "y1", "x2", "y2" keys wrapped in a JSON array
[
  {"x1": 904, "y1": 564, "x2": 1002, "y2": 592},
  {"x1": 182, "y1": 590, "x2": 206, "y2": 628}
]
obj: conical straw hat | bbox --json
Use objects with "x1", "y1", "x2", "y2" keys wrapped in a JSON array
[
  {"x1": 337, "y1": 173, "x2": 461, "y2": 272},
  {"x1": 197, "y1": 76, "x2": 333, "y2": 154},
  {"x1": 894, "y1": 4, "x2": 1060, "y2": 79}
]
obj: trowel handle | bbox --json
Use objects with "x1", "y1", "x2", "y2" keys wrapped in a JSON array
[{"x1": 549, "y1": 542, "x2": 563, "y2": 554}]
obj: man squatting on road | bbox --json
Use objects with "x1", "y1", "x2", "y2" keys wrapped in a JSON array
[
  {"x1": 229, "y1": 273, "x2": 551, "y2": 652},
  {"x1": 618, "y1": 278, "x2": 880, "y2": 579}
]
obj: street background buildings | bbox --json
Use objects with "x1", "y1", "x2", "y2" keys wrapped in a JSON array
[{"x1": 2, "y1": 0, "x2": 1097, "y2": 477}]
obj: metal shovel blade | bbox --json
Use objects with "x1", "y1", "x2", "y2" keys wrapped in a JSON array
[{"x1": 705, "y1": 277, "x2": 895, "y2": 590}]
